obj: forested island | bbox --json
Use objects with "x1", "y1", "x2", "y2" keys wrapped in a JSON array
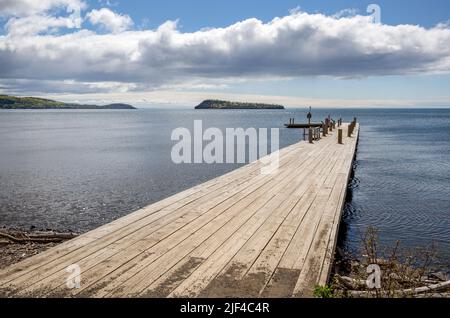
[
  {"x1": 0, "y1": 95, "x2": 136, "y2": 109},
  {"x1": 195, "y1": 100, "x2": 285, "y2": 110}
]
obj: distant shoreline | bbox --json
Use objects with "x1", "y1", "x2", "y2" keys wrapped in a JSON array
[
  {"x1": 0, "y1": 95, "x2": 136, "y2": 110},
  {"x1": 195, "y1": 99, "x2": 285, "y2": 110},
  {"x1": 0, "y1": 107, "x2": 137, "y2": 110}
]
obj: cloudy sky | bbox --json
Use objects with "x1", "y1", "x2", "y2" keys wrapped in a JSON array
[{"x1": 1, "y1": 0, "x2": 450, "y2": 107}]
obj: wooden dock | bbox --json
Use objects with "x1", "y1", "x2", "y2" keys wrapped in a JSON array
[{"x1": 0, "y1": 123, "x2": 359, "y2": 298}]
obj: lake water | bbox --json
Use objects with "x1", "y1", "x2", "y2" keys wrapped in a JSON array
[{"x1": 0, "y1": 108, "x2": 449, "y2": 264}]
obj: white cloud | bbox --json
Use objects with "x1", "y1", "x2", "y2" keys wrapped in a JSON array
[
  {"x1": 0, "y1": 0, "x2": 86, "y2": 17},
  {"x1": 332, "y1": 8, "x2": 358, "y2": 19},
  {"x1": 1, "y1": 0, "x2": 85, "y2": 35},
  {"x1": 0, "y1": 11, "x2": 450, "y2": 95},
  {"x1": 98, "y1": 0, "x2": 118, "y2": 7},
  {"x1": 5, "y1": 12, "x2": 83, "y2": 36},
  {"x1": 87, "y1": 8, "x2": 133, "y2": 33}
]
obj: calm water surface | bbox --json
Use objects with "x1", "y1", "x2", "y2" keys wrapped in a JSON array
[{"x1": 0, "y1": 108, "x2": 449, "y2": 264}]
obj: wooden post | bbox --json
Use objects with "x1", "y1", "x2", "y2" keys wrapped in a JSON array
[
  {"x1": 308, "y1": 128, "x2": 313, "y2": 144},
  {"x1": 322, "y1": 123, "x2": 327, "y2": 137},
  {"x1": 348, "y1": 124, "x2": 352, "y2": 137},
  {"x1": 338, "y1": 129, "x2": 343, "y2": 144}
]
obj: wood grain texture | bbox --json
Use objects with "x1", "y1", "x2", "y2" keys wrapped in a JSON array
[{"x1": 0, "y1": 124, "x2": 359, "y2": 298}]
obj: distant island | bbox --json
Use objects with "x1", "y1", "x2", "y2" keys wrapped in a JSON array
[
  {"x1": 0, "y1": 95, "x2": 136, "y2": 110},
  {"x1": 195, "y1": 100, "x2": 285, "y2": 110}
]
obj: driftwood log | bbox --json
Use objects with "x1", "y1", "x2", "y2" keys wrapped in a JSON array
[
  {"x1": 335, "y1": 275, "x2": 366, "y2": 289},
  {"x1": 349, "y1": 280, "x2": 450, "y2": 297},
  {"x1": 0, "y1": 231, "x2": 77, "y2": 244}
]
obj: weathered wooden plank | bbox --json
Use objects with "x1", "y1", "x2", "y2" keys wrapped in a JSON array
[
  {"x1": 132, "y1": 142, "x2": 339, "y2": 298},
  {"x1": 96, "y1": 141, "x2": 330, "y2": 297},
  {"x1": 73, "y1": 149, "x2": 312, "y2": 297},
  {"x1": 0, "y1": 142, "x2": 303, "y2": 283},
  {"x1": 0, "y1": 123, "x2": 359, "y2": 298},
  {"x1": 2, "y1": 143, "x2": 304, "y2": 292}
]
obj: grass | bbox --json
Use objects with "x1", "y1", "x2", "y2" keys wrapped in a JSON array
[{"x1": 313, "y1": 285, "x2": 334, "y2": 298}]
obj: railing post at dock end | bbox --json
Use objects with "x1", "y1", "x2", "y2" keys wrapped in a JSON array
[
  {"x1": 338, "y1": 129, "x2": 343, "y2": 144},
  {"x1": 308, "y1": 128, "x2": 313, "y2": 144}
]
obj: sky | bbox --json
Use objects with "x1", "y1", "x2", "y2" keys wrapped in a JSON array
[{"x1": 0, "y1": 0, "x2": 450, "y2": 108}]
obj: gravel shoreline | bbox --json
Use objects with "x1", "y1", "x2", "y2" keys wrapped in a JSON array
[{"x1": 0, "y1": 228, "x2": 77, "y2": 270}]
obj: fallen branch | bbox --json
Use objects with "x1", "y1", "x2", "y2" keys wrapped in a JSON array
[
  {"x1": 389, "y1": 272, "x2": 440, "y2": 285},
  {"x1": 402, "y1": 280, "x2": 450, "y2": 294},
  {"x1": 335, "y1": 275, "x2": 366, "y2": 289},
  {"x1": 350, "y1": 280, "x2": 450, "y2": 297},
  {"x1": 415, "y1": 293, "x2": 450, "y2": 298},
  {"x1": 0, "y1": 231, "x2": 77, "y2": 244}
]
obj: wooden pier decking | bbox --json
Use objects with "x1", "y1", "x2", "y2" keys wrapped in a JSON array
[{"x1": 0, "y1": 123, "x2": 359, "y2": 298}]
